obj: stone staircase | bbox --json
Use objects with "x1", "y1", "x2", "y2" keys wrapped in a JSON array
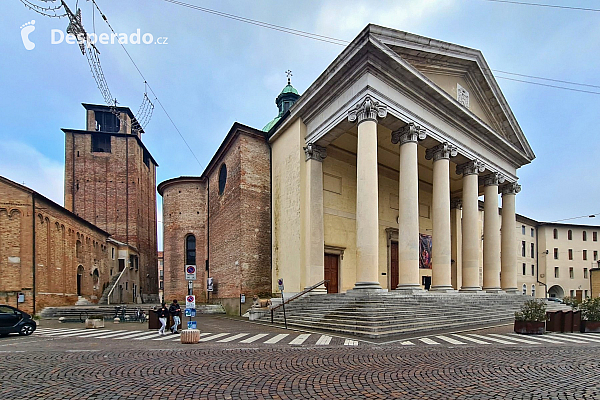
[
  {"x1": 264, "y1": 292, "x2": 529, "y2": 338},
  {"x1": 98, "y1": 274, "x2": 120, "y2": 305}
]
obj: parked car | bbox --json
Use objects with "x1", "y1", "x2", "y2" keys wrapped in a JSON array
[
  {"x1": 0, "y1": 305, "x2": 36, "y2": 337},
  {"x1": 546, "y1": 297, "x2": 563, "y2": 303}
]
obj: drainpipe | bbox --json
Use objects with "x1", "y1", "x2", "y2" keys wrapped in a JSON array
[
  {"x1": 206, "y1": 176, "x2": 210, "y2": 303},
  {"x1": 32, "y1": 192, "x2": 36, "y2": 314}
]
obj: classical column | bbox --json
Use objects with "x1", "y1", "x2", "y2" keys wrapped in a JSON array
[
  {"x1": 457, "y1": 160, "x2": 486, "y2": 292},
  {"x1": 425, "y1": 143, "x2": 457, "y2": 292},
  {"x1": 303, "y1": 143, "x2": 327, "y2": 293},
  {"x1": 391, "y1": 123, "x2": 426, "y2": 291},
  {"x1": 347, "y1": 96, "x2": 387, "y2": 290},
  {"x1": 501, "y1": 182, "x2": 521, "y2": 293},
  {"x1": 483, "y1": 172, "x2": 505, "y2": 292}
]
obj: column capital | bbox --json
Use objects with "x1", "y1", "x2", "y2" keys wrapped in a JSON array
[
  {"x1": 456, "y1": 159, "x2": 486, "y2": 176},
  {"x1": 425, "y1": 142, "x2": 458, "y2": 162},
  {"x1": 304, "y1": 143, "x2": 327, "y2": 162},
  {"x1": 391, "y1": 122, "x2": 426, "y2": 146},
  {"x1": 348, "y1": 96, "x2": 387, "y2": 125},
  {"x1": 450, "y1": 198, "x2": 462, "y2": 210},
  {"x1": 501, "y1": 182, "x2": 521, "y2": 195},
  {"x1": 483, "y1": 172, "x2": 505, "y2": 187}
]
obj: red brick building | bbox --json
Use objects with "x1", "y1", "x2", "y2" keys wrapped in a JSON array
[{"x1": 159, "y1": 123, "x2": 272, "y2": 314}]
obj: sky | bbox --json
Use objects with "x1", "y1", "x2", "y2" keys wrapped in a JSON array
[{"x1": 3, "y1": 0, "x2": 600, "y2": 250}]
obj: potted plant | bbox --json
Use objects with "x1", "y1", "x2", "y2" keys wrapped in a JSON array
[
  {"x1": 514, "y1": 299, "x2": 546, "y2": 334},
  {"x1": 85, "y1": 314, "x2": 105, "y2": 329},
  {"x1": 579, "y1": 297, "x2": 600, "y2": 333}
]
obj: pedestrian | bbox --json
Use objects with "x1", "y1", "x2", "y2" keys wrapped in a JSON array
[
  {"x1": 156, "y1": 303, "x2": 168, "y2": 335},
  {"x1": 169, "y1": 299, "x2": 181, "y2": 334}
]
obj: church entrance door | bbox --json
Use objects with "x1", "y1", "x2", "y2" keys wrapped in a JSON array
[
  {"x1": 324, "y1": 254, "x2": 339, "y2": 293},
  {"x1": 390, "y1": 242, "x2": 399, "y2": 289}
]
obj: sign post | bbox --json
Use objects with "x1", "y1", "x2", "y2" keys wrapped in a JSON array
[
  {"x1": 185, "y1": 265, "x2": 197, "y2": 330},
  {"x1": 278, "y1": 278, "x2": 287, "y2": 329}
]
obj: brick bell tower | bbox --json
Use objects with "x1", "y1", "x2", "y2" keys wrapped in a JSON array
[{"x1": 63, "y1": 104, "x2": 159, "y2": 302}]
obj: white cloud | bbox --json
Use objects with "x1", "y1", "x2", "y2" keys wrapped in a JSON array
[{"x1": 0, "y1": 141, "x2": 64, "y2": 205}]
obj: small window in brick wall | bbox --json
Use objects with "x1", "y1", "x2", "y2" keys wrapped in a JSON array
[
  {"x1": 92, "y1": 133, "x2": 111, "y2": 153},
  {"x1": 218, "y1": 163, "x2": 227, "y2": 195}
]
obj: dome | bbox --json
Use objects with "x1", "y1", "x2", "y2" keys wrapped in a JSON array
[
  {"x1": 263, "y1": 79, "x2": 301, "y2": 133},
  {"x1": 279, "y1": 84, "x2": 299, "y2": 96},
  {"x1": 262, "y1": 116, "x2": 281, "y2": 132}
]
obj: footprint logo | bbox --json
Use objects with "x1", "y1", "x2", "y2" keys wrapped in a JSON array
[{"x1": 20, "y1": 20, "x2": 36, "y2": 50}]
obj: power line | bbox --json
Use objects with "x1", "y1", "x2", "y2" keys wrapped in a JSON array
[
  {"x1": 548, "y1": 213, "x2": 600, "y2": 223},
  {"x1": 478, "y1": 0, "x2": 600, "y2": 12},
  {"x1": 88, "y1": 0, "x2": 203, "y2": 168},
  {"x1": 158, "y1": 0, "x2": 600, "y2": 96}
]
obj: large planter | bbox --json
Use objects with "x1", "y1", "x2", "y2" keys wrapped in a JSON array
[
  {"x1": 581, "y1": 321, "x2": 600, "y2": 333},
  {"x1": 514, "y1": 321, "x2": 545, "y2": 335},
  {"x1": 85, "y1": 318, "x2": 105, "y2": 329},
  {"x1": 180, "y1": 329, "x2": 200, "y2": 344}
]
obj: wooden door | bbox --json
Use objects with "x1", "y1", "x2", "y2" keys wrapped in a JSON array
[
  {"x1": 390, "y1": 242, "x2": 398, "y2": 290},
  {"x1": 324, "y1": 254, "x2": 339, "y2": 294}
]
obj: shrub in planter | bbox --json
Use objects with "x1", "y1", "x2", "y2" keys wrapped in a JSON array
[
  {"x1": 514, "y1": 299, "x2": 546, "y2": 334},
  {"x1": 579, "y1": 297, "x2": 600, "y2": 333},
  {"x1": 562, "y1": 296, "x2": 580, "y2": 310}
]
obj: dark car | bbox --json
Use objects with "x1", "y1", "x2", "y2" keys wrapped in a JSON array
[{"x1": 0, "y1": 305, "x2": 36, "y2": 337}]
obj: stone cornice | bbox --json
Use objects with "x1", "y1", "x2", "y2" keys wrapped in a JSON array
[
  {"x1": 425, "y1": 142, "x2": 458, "y2": 162},
  {"x1": 483, "y1": 172, "x2": 505, "y2": 187},
  {"x1": 456, "y1": 159, "x2": 486, "y2": 176},
  {"x1": 501, "y1": 182, "x2": 521, "y2": 195},
  {"x1": 347, "y1": 96, "x2": 388, "y2": 124},
  {"x1": 391, "y1": 122, "x2": 426, "y2": 146},
  {"x1": 304, "y1": 143, "x2": 327, "y2": 162}
]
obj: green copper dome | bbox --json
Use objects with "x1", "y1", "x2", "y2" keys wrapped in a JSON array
[
  {"x1": 262, "y1": 79, "x2": 301, "y2": 132},
  {"x1": 280, "y1": 84, "x2": 299, "y2": 95},
  {"x1": 262, "y1": 116, "x2": 281, "y2": 132}
]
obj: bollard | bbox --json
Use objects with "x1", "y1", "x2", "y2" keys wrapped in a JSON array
[{"x1": 180, "y1": 329, "x2": 200, "y2": 344}]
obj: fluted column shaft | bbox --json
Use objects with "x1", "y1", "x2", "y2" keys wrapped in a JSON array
[
  {"x1": 304, "y1": 144, "x2": 327, "y2": 293},
  {"x1": 483, "y1": 173, "x2": 504, "y2": 291},
  {"x1": 348, "y1": 96, "x2": 387, "y2": 290},
  {"x1": 458, "y1": 160, "x2": 485, "y2": 291},
  {"x1": 392, "y1": 123, "x2": 426, "y2": 290},
  {"x1": 501, "y1": 182, "x2": 521, "y2": 293},
  {"x1": 426, "y1": 143, "x2": 457, "y2": 292}
]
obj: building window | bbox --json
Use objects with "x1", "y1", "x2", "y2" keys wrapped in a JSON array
[
  {"x1": 159, "y1": 281, "x2": 164, "y2": 290},
  {"x1": 94, "y1": 111, "x2": 120, "y2": 133},
  {"x1": 568, "y1": 249, "x2": 573, "y2": 260},
  {"x1": 531, "y1": 243, "x2": 535, "y2": 258},
  {"x1": 522, "y1": 263, "x2": 526, "y2": 275},
  {"x1": 594, "y1": 232, "x2": 598, "y2": 242},
  {"x1": 583, "y1": 231, "x2": 587, "y2": 241},
  {"x1": 553, "y1": 229, "x2": 558, "y2": 239},
  {"x1": 584, "y1": 268, "x2": 588, "y2": 279},
  {"x1": 143, "y1": 149, "x2": 150, "y2": 168},
  {"x1": 568, "y1": 230, "x2": 572, "y2": 240},
  {"x1": 522, "y1": 284, "x2": 527, "y2": 295},
  {"x1": 531, "y1": 265, "x2": 535, "y2": 276},
  {"x1": 531, "y1": 285, "x2": 536, "y2": 297},
  {"x1": 570, "y1": 290, "x2": 575, "y2": 297},
  {"x1": 554, "y1": 267, "x2": 559, "y2": 278},
  {"x1": 522, "y1": 241, "x2": 526, "y2": 257},
  {"x1": 531, "y1": 228, "x2": 534, "y2": 237},
  {"x1": 91, "y1": 133, "x2": 111, "y2": 153},
  {"x1": 185, "y1": 234, "x2": 196, "y2": 265},
  {"x1": 218, "y1": 163, "x2": 227, "y2": 195},
  {"x1": 522, "y1": 225, "x2": 526, "y2": 235},
  {"x1": 594, "y1": 250, "x2": 598, "y2": 261},
  {"x1": 159, "y1": 270, "x2": 164, "y2": 278},
  {"x1": 554, "y1": 248, "x2": 559, "y2": 260},
  {"x1": 569, "y1": 267, "x2": 574, "y2": 279},
  {"x1": 585, "y1": 290, "x2": 589, "y2": 298},
  {"x1": 583, "y1": 250, "x2": 587, "y2": 261},
  {"x1": 76, "y1": 240, "x2": 82, "y2": 259},
  {"x1": 111, "y1": 247, "x2": 115, "y2": 260}
]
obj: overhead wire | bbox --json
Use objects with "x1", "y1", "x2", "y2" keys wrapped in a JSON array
[{"x1": 478, "y1": 0, "x2": 600, "y2": 12}]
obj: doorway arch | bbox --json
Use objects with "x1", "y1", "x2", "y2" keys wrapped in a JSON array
[
  {"x1": 77, "y1": 265, "x2": 84, "y2": 296},
  {"x1": 548, "y1": 284, "x2": 564, "y2": 299}
]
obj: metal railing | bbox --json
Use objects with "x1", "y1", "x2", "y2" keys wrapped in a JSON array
[
  {"x1": 270, "y1": 280, "x2": 328, "y2": 324},
  {"x1": 106, "y1": 267, "x2": 127, "y2": 305}
]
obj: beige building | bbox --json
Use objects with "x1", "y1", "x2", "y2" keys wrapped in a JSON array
[{"x1": 269, "y1": 25, "x2": 535, "y2": 296}]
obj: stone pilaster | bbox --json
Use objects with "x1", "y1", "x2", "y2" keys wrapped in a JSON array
[
  {"x1": 501, "y1": 182, "x2": 521, "y2": 293},
  {"x1": 426, "y1": 143, "x2": 457, "y2": 292},
  {"x1": 483, "y1": 172, "x2": 505, "y2": 292}
]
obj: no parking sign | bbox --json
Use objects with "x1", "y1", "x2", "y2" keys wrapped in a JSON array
[
  {"x1": 185, "y1": 265, "x2": 197, "y2": 280},
  {"x1": 186, "y1": 295, "x2": 196, "y2": 309}
]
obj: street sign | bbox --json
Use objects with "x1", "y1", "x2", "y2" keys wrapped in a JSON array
[
  {"x1": 207, "y1": 277, "x2": 214, "y2": 292},
  {"x1": 186, "y1": 295, "x2": 196, "y2": 309},
  {"x1": 188, "y1": 280, "x2": 193, "y2": 290},
  {"x1": 185, "y1": 308, "x2": 196, "y2": 317},
  {"x1": 17, "y1": 293, "x2": 24, "y2": 303},
  {"x1": 278, "y1": 278, "x2": 284, "y2": 291},
  {"x1": 240, "y1": 294, "x2": 246, "y2": 304},
  {"x1": 187, "y1": 321, "x2": 197, "y2": 330},
  {"x1": 185, "y1": 265, "x2": 197, "y2": 280}
]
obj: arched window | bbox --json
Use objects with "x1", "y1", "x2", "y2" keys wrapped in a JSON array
[
  {"x1": 553, "y1": 229, "x2": 558, "y2": 239},
  {"x1": 531, "y1": 285, "x2": 536, "y2": 297},
  {"x1": 185, "y1": 235, "x2": 196, "y2": 265},
  {"x1": 522, "y1": 284, "x2": 527, "y2": 295},
  {"x1": 568, "y1": 230, "x2": 572, "y2": 240},
  {"x1": 218, "y1": 163, "x2": 227, "y2": 195},
  {"x1": 92, "y1": 269, "x2": 99, "y2": 289}
]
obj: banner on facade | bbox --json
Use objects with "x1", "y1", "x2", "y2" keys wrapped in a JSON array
[{"x1": 419, "y1": 234, "x2": 432, "y2": 269}]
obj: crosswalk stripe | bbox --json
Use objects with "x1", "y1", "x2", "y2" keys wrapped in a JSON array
[
  {"x1": 114, "y1": 331, "x2": 157, "y2": 340},
  {"x1": 264, "y1": 334, "x2": 289, "y2": 344},
  {"x1": 217, "y1": 333, "x2": 248, "y2": 343},
  {"x1": 37, "y1": 328, "x2": 79, "y2": 333},
  {"x1": 239, "y1": 333, "x2": 269, "y2": 343},
  {"x1": 133, "y1": 332, "x2": 166, "y2": 340},
  {"x1": 452, "y1": 334, "x2": 490, "y2": 344},
  {"x1": 48, "y1": 330, "x2": 105, "y2": 338},
  {"x1": 563, "y1": 334, "x2": 600, "y2": 343},
  {"x1": 289, "y1": 334, "x2": 311, "y2": 345},
  {"x1": 199, "y1": 333, "x2": 230, "y2": 342},
  {"x1": 468, "y1": 334, "x2": 517, "y2": 345},
  {"x1": 436, "y1": 335, "x2": 466, "y2": 345},
  {"x1": 419, "y1": 338, "x2": 439, "y2": 345},
  {"x1": 40, "y1": 329, "x2": 88, "y2": 336},
  {"x1": 76, "y1": 330, "x2": 128, "y2": 338},
  {"x1": 543, "y1": 334, "x2": 588, "y2": 344},
  {"x1": 489, "y1": 334, "x2": 540, "y2": 345},
  {"x1": 518, "y1": 335, "x2": 566, "y2": 344},
  {"x1": 344, "y1": 339, "x2": 358, "y2": 346},
  {"x1": 316, "y1": 335, "x2": 332, "y2": 345},
  {"x1": 400, "y1": 341, "x2": 415, "y2": 346}
]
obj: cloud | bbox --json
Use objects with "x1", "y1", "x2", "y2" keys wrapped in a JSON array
[{"x1": 0, "y1": 141, "x2": 64, "y2": 205}]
